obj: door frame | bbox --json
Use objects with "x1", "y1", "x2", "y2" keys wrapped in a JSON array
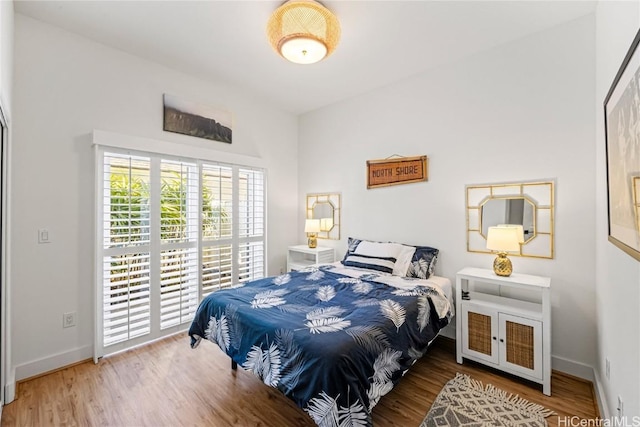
[{"x1": 0, "y1": 102, "x2": 9, "y2": 406}]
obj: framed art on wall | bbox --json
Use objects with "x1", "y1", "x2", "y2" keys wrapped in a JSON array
[
  {"x1": 163, "y1": 94, "x2": 232, "y2": 144},
  {"x1": 605, "y1": 28, "x2": 640, "y2": 261}
]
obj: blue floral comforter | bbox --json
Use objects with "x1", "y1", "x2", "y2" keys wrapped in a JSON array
[{"x1": 188, "y1": 265, "x2": 452, "y2": 427}]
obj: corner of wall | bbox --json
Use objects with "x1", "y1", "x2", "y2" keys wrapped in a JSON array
[
  {"x1": 4, "y1": 367, "x2": 15, "y2": 404},
  {"x1": 552, "y1": 356, "x2": 608, "y2": 417},
  {"x1": 552, "y1": 355, "x2": 596, "y2": 382},
  {"x1": 4, "y1": 384, "x2": 14, "y2": 405},
  {"x1": 14, "y1": 345, "x2": 92, "y2": 384},
  {"x1": 594, "y1": 372, "x2": 611, "y2": 418}
]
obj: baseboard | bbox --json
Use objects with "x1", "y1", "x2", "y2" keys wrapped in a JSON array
[
  {"x1": 5, "y1": 364, "x2": 15, "y2": 404},
  {"x1": 551, "y1": 355, "x2": 595, "y2": 381},
  {"x1": 551, "y1": 355, "x2": 608, "y2": 417},
  {"x1": 14, "y1": 345, "x2": 93, "y2": 383},
  {"x1": 593, "y1": 373, "x2": 611, "y2": 418},
  {"x1": 449, "y1": 337, "x2": 603, "y2": 415},
  {"x1": 4, "y1": 381, "x2": 14, "y2": 404}
]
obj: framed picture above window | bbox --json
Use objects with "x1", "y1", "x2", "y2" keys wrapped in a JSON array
[
  {"x1": 163, "y1": 94, "x2": 232, "y2": 144},
  {"x1": 605, "y1": 27, "x2": 640, "y2": 261}
]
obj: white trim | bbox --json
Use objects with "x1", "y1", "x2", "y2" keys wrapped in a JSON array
[
  {"x1": 92, "y1": 130, "x2": 265, "y2": 168},
  {"x1": 0, "y1": 104, "x2": 7, "y2": 407},
  {"x1": 551, "y1": 354, "x2": 595, "y2": 381},
  {"x1": 14, "y1": 345, "x2": 93, "y2": 382},
  {"x1": 95, "y1": 139, "x2": 267, "y2": 358},
  {"x1": 4, "y1": 381, "x2": 14, "y2": 404},
  {"x1": 103, "y1": 328, "x2": 188, "y2": 359},
  {"x1": 3, "y1": 330, "x2": 188, "y2": 403},
  {"x1": 93, "y1": 145, "x2": 102, "y2": 363},
  {"x1": 551, "y1": 355, "x2": 608, "y2": 417},
  {"x1": 593, "y1": 373, "x2": 611, "y2": 418}
]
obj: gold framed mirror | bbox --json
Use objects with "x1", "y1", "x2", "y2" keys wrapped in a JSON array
[
  {"x1": 466, "y1": 181, "x2": 554, "y2": 258},
  {"x1": 307, "y1": 193, "x2": 341, "y2": 240}
]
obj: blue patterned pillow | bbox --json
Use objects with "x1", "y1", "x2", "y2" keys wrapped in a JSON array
[
  {"x1": 342, "y1": 237, "x2": 362, "y2": 262},
  {"x1": 406, "y1": 246, "x2": 439, "y2": 279}
]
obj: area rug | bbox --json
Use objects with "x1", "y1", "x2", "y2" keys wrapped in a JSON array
[{"x1": 420, "y1": 373, "x2": 555, "y2": 427}]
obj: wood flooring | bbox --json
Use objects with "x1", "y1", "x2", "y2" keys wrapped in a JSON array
[{"x1": 1, "y1": 334, "x2": 599, "y2": 426}]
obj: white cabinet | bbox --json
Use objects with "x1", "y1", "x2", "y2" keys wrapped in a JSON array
[
  {"x1": 456, "y1": 267, "x2": 551, "y2": 395},
  {"x1": 287, "y1": 245, "x2": 335, "y2": 272}
]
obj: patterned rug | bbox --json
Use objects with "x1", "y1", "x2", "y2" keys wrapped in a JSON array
[{"x1": 420, "y1": 373, "x2": 555, "y2": 427}]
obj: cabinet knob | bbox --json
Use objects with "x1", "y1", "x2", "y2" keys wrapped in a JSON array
[
  {"x1": 499, "y1": 339, "x2": 504, "y2": 343},
  {"x1": 492, "y1": 337, "x2": 497, "y2": 340}
]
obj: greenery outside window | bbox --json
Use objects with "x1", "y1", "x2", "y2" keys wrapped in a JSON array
[{"x1": 97, "y1": 150, "x2": 265, "y2": 356}]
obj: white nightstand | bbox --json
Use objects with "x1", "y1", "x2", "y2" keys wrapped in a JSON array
[
  {"x1": 287, "y1": 245, "x2": 335, "y2": 272},
  {"x1": 456, "y1": 267, "x2": 551, "y2": 396}
]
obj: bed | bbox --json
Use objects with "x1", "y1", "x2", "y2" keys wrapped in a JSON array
[{"x1": 188, "y1": 240, "x2": 452, "y2": 427}]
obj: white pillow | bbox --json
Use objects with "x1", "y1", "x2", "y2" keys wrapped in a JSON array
[
  {"x1": 394, "y1": 245, "x2": 417, "y2": 276},
  {"x1": 351, "y1": 241, "x2": 415, "y2": 276},
  {"x1": 342, "y1": 254, "x2": 396, "y2": 275}
]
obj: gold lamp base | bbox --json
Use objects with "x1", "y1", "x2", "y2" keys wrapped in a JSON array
[
  {"x1": 307, "y1": 233, "x2": 318, "y2": 248},
  {"x1": 493, "y1": 252, "x2": 513, "y2": 277}
]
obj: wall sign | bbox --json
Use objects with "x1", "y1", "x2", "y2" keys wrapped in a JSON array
[{"x1": 366, "y1": 155, "x2": 428, "y2": 189}]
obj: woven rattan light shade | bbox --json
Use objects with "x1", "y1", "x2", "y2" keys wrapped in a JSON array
[{"x1": 267, "y1": 0, "x2": 341, "y2": 64}]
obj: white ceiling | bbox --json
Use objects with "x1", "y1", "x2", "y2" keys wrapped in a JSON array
[{"x1": 15, "y1": 0, "x2": 597, "y2": 115}]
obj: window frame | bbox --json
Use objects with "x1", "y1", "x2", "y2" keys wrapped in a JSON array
[{"x1": 94, "y1": 142, "x2": 266, "y2": 360}]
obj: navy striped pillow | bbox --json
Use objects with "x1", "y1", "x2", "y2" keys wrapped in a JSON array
[{"x1": 343, "y1": 253, "x2": 397, "y2": 274}]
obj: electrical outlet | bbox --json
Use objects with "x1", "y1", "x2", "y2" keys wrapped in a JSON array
[
  {"x1": 63, "y1": 312, "x2": 76, "y2": 328},
  {"x1": 605, "y1": 358, "x2": 610, "y2": 380},
  {"x1": 617, "y1": 396, "x2": 624, "y2": 417},
  {"x1": 38, "y1": 228, "x2": 50, "y2": 244}
]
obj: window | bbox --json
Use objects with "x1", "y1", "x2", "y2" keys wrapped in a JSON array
[{"x1": 97, "y1": 149, "x2": 265, "y2": 356}]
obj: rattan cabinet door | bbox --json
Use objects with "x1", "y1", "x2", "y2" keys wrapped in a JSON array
[
  {"x1": 461, "y1": 302, "x2": 499, "y2": 365},
  {"x1": 498, "y1": 313, "x2": 543, "y2": 380}
]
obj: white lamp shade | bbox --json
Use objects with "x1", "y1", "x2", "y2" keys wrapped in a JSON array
[
  {"x1": 486, "y1": 226, "x2": 520, "y2": 252},
  {"x1": 305, "y1": 219, "x2": 321, "y2": 233},
  {"x1": 280, "y1": 37, "x2": 327, "y2": 64},
  {"x1": 497, "y1": 224, "x2": 525, "y2": 243}
]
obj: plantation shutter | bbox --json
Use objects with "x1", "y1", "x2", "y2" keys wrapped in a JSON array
[
  {"x1": 97, "y1": 148, "x2": 266, "y2": 357},
  {"x1": 102, "y1": 153, "x2": 151, "y2": 346},
  {"x1": 201, "y1": 164, "x2": 233, "y2": 297},
  {"x1": 238, "y1": 168, "x2": 265, "y2": 284},
  {"x1": 159, "y1": 160, "x2": 199, "y2": 329}
]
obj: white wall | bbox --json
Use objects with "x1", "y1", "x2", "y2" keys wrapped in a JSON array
[
  {"x1": 9, "y1": 2, "x2": 639, "y2": 417},
  {"x1": 299, "y1": 16, "x2": 596, "y2": 374},
  {"x1": 10, "y1": 15, "x2": 298, "y2": 382},
  {"x1": 595, "y1": 0, "x2": 640, "y2": 418},
  {"x1": 0, "y1": 0, "x2": 13, "y2": 408},
  {"x1": 0, "y1": 0, "x2": 13, "y2": 115}
]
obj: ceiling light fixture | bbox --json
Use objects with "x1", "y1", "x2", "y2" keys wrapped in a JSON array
[{"x1": 267, "y1": 0, "x2": 341, "y2": 65}]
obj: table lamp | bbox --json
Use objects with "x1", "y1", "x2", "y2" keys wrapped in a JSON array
[
  {"x1": 486, "y1": 226, "x2": 522, "y2": 276},
  {"x1": 305, "y1": 219, "x2": 320, "y2": 248}
]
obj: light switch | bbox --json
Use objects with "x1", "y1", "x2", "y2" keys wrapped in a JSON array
[{"x1": 38, "y1": 229, "x2": 50, "y2": 244}]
